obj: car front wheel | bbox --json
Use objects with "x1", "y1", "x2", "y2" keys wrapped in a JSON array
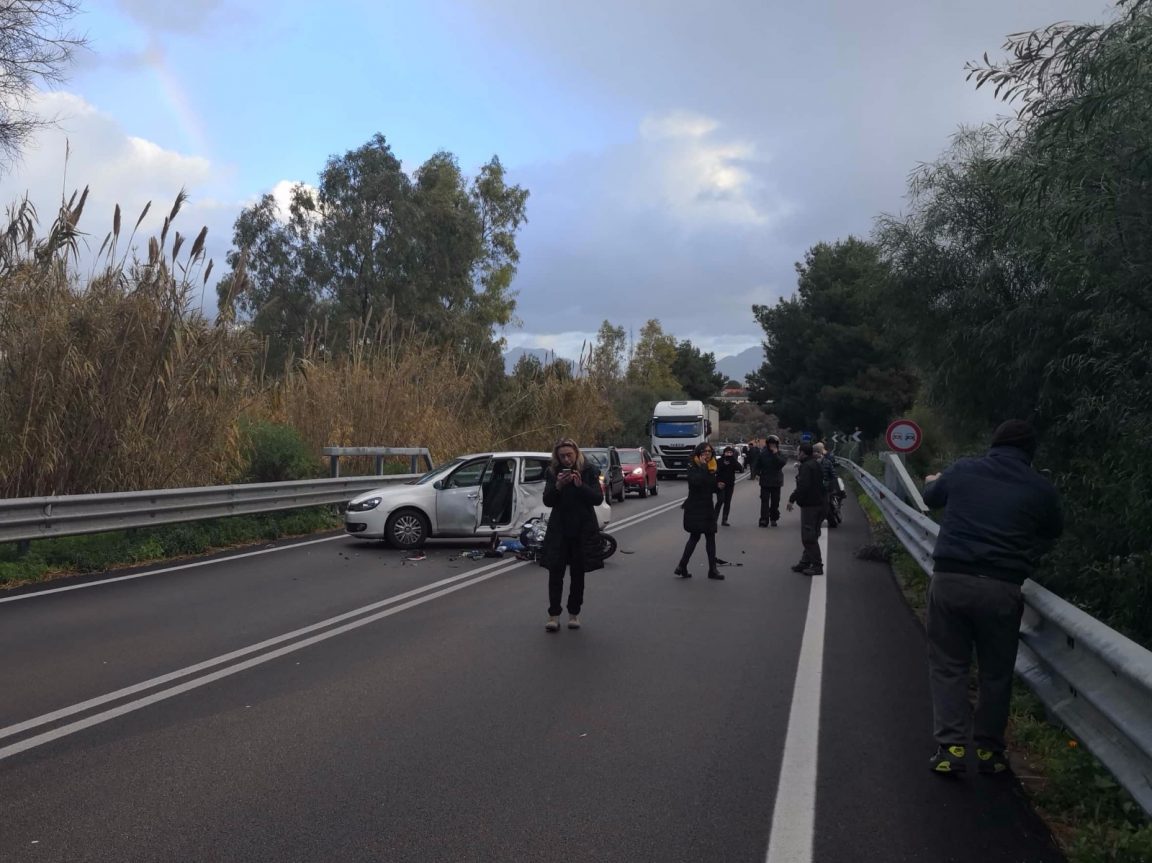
[{"x1": 385, "y1": 508, "x2": 430, "y2": 549}]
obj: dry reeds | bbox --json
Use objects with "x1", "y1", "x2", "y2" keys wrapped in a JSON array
[{"x1": 0, "y1": 192, "x2": 255, "y2": 497}]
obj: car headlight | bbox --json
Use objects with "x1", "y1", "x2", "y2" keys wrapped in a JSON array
[
  {"x1": 631, "y1": 467, "x2": 643, "y2": 476},
  {"x1": 347, "y1": 496, "x2": 382, "y2": 512}
]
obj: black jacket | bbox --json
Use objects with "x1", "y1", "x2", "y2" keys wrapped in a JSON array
[
  {"x1": 682, "y1": 461, "x2": 718, "y2": 534},
  {"x1": 789, "y1": 457, "x2": 824, "y2": 507},
  {"x1": 757, "y1": 449, "x2": 788, "y2": 489},
  {"x1": 541, "y1": 464, "x2": 605, "y2": 571},
  {"x1": 716, "y1": 454, "x2": 742, "y2": 486},
  {"x1": 746, "y1": 445, "x2": 762, "y2": 476},
  {"x1": 819, "y1": 454, "x2": 838, "y2": 492},
  {"x1": 923, "y1": 445, "x2": 1063, "y2": 585}
]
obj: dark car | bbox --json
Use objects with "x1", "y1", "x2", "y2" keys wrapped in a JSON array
[
  {"x1": 617, "y1": 447, "x2": 659, "y2": 498},
  {"x1": 583, "y1": 447, "x2": 627, "y2": 503}
]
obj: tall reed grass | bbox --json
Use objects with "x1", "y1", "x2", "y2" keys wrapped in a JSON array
[{"x1": 0, "y1": 186, "x2": 622, "y2": 498}]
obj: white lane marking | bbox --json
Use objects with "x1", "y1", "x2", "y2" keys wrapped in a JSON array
[
  {"x1": 0, "y1": 493, "x2": 690, "y2": 757},
  {"x1": 0, "y1": 556, "x2": 520, "y2": 742},
  {"x1": 0, "y1": 561, "x2": 527, "y2": 761},
  {"x1": 765, "y1": 528, "x2": 828, "y2": 863},
  {"x1": 0, "y1": 534, "x2": 348, "y2": 604}
]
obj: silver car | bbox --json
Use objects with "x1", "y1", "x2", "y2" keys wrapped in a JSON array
[{"x1": 344, "y1": 451, "x2": 611, "y2": 549}]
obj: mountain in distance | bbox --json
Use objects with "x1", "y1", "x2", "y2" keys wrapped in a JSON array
[
  {"x1": 503, "y1": 347, "x2": 574, "y2": 375},
  {"x1": 715, "y1": 346, "x2": 762, "y2": 383}
]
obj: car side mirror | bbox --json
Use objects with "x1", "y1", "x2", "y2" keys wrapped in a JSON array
[{"x1": 433, "y1": 480, "x2": 445, "y2": 490}]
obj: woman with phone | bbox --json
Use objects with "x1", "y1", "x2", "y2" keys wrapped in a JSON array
[
  {"x1": 541, "y1": 438, "x2": 605, "y2": 632},
  {"x1": 675, "y1": 442, "x2": 724, "y2": 580}
]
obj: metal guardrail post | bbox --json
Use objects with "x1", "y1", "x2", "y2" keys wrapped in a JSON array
[
  {"x1": 840, "y1": 457, "x2": 1152, "y2": 815},
  {"x1": 880, "y1": 452, "x2": 930, "y2": 514}
]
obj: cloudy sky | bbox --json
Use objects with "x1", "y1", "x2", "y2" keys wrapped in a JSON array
[{"x1": 1, "y1": 0, "x2": 1112, "y2": 360}]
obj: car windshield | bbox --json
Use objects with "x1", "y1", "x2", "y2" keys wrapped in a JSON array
[
  {"x1": 653, "y1": 420, "x2": 701, "y2": 438},
  {"x1": 583, "y1": 450, "x2": 609, "y2": 469},
  {"x1": 617, "y1": 448, "x2": 643, "y2": 465},
  {"x1": 414, "y1": 458, "x2": 466, "y2": 485}
]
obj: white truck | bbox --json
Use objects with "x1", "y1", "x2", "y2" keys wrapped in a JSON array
[{"x1": 648, "y1": 400, "x2": 720, "y2": 479}]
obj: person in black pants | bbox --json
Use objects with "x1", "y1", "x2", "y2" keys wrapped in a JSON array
[
  {"x1": 540, "y1": 438, "x2": 605, "y2": 632},
  {"x1": 786, "y1": 443, "x2": 824, "y2": 575},
  {"x1": 713, "y1": 445, "x2": 743, "y2": 525},
  {"x1": 675, "y1": 442, "x2": 724, "y2": 580},
  {"x1": 922, "y1": 420, "x2": 1062, "y2": 775},
  {"x1": 757, "y1": 435, "x2": 788, "y2": 527}
]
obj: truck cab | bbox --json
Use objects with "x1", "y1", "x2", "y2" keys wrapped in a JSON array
[{"x1": 647, "y1": 400, "x2": 719, "y2": 479}]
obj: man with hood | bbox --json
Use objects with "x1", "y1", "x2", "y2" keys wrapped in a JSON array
[{"x1": 922, "y1": 419, "x2": 1063, "y2": 776}]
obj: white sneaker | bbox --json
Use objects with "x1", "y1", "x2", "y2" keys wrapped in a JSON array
[
  {"x1": 545, "y1": 616, "x2": 560, "y2": 632},
  {"x1": 567, "y1": 614, "x2": 581, "y2": 630}
]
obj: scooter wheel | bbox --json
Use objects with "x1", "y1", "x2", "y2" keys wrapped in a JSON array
[{"x1": 599, "y1": 532, "x2": 618, "y2": 560}]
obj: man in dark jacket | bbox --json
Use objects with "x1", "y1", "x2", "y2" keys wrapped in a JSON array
[
  {"x1": 922, "y1": 419, "x2": 1063, "y2": 775},
  {"x1": 786, "y1": 443, "x2": 824, "y2": 575},
  {"x1": 713, "y1": 445, "x2": 743, "y2": 526},
  {"x1": 757, "y1": 435, "x2": 788, "y2": 527},
  {"x1": 746, "y1": 441, "x2": 762, "y2": 479}
]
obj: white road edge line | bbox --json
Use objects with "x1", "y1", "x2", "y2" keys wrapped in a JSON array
[
  {"x1": 0, "y1": 556, "x2": 520, "y2": 742},
  {"x1": 0, "y1": 534, "x2": 349, "y2": 604},
  {"x1": 764, "y1": 528, "x2": 829, "y2": 863},
  {"x1": 0, "y1": 561, "x2": 527, "y2": 762}
]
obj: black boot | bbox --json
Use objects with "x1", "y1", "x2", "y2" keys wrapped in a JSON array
[
  {"x1": 707, "y1": 562, "x2": 724, "y2": 580},
  {"x1": 674, "y1": 564, "x2": 692, "y2": 578}
]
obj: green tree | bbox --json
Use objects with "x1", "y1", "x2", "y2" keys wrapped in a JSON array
[
  {"x1": 626, "y1": 319, "x2": 679, "y2": 391},
  {"x1": 875, "y1": 0, "x2": 1152, "y2": 645},
  {"x1": 586, "y1": 321, "x2": 627, "y2": 392},
  {"x1": 218, "y1": 134, "x2": 528, "y2": 371},
  {"x1": 749, "y1": 239, "x2": 916, "y2": 435},
  {"x1": 671, "y1": 340, "x2": 725, "y2": 400}
]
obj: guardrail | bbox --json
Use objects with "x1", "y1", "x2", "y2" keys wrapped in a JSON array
[
  {"x1": 839, "y1": 457, "x2": 1152, "y2": 815},
  {"x1": 0, "y1": 475, "x2": 419, "y2": 545}
]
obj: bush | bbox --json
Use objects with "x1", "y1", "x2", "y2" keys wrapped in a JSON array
[{"x1": 239, "y1": 420, "x2": 322, "y2": 483}]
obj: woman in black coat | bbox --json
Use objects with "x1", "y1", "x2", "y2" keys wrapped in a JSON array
[
  {"x1": 675, "y1": 441, "x2": 724, "y2": 580},
  {"x1": 541, "y1": 438, "x2": 605, "y2": 632}
]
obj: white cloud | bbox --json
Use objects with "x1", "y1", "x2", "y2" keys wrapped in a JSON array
[
  {"x1": 636, "y1": 110, "x2": 791, "y2": 229},
  {"x1": 0, "y1": 91, "x2": 240, "y2": 304}
]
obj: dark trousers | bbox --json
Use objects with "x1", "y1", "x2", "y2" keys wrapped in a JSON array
[
  {"x1": 759, "y1": 486, "x2": 781, "y2": 523},
  {"x1": 679, "y1": 532, "x2": 717, "y2": 570},
  {"x1": 714, "y1": 484, "x2": 735, "y2": 522},
  {"x1": 926, "y1": 572, "x2": 1025, "y2": 751},
  {"x1": 548, "y1": 537, "x2": 586, "y2": 616},
  {"x1": 799, "y1": 505, "x2": 823, "y2": 564}
]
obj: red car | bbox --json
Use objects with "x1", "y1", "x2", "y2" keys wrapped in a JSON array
[{"x1": 617, "y1": 447, "x2": 659, "y2": 498}]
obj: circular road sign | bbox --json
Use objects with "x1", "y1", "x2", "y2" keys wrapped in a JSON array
[{"x1": 885, "y1": 419, "x2": 923, "y2": 454}]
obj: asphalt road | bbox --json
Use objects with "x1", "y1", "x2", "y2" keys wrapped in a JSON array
[{"x1": 0, "y1": 477, "x2": 1064, "y2": 862}]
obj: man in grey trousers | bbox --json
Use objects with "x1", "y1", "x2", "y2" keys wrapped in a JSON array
[{"x1": 922, "y1": 419, "x2": 1063, "y2": 775}]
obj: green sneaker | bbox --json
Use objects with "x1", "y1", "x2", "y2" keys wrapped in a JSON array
[
  {"x1": 929, "y1": 744, "x2": 967, "y2": 774},
  {"x1": 976, "y1": 748, "x2": 1010, "y2": 775}
]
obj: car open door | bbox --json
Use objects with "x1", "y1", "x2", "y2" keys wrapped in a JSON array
[{"x1": 474, "y1": 456, "x2": 518, "y2": 536}]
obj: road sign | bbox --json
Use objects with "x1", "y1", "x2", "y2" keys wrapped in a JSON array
[
  {"x1": 832, "y1": 432, "x2": 842, "y2": 444},
  {"x1": 885, "y1": 419, "x2": 922, "y2": 454},
  {"x1": 851, "y1": 430, "x2": 862, "y2": 442},
  {"x1": 800, "y1": 431, "x2": 814, "y2": 444}
]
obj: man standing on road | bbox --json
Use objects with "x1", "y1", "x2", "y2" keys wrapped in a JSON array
[
  {"x1": 714, "y1": 445, "x2": 743, "y2": 526},
  {"x1": 786, "y1": 443, "x2": 824, "y2": 575},
  {"x1": 746, "y1": 439, "x2": 762, "y2": 480},
  {"x1": 757, "y1": 435, "x2": 788, "y2": 527},
  {"x1": 922, "y1": 419, "x2": 1063, "y2": 775}
]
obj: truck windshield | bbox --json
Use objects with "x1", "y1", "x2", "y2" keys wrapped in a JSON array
[{"x1": 653, "y1": 420, "x2": 702, "y2": 438}]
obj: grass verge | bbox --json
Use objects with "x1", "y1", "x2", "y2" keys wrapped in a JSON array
[
  {"x1": 0, "y1": 507, "x2": 340, "y2": 588},
  {"x1": 848, "y1": 476, "x2": 1152, "y2": 862}
]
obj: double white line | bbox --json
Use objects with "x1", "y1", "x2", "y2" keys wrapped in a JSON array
[{"x1": 0, "y1": 494, "x2": 691, "y2": 761}]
